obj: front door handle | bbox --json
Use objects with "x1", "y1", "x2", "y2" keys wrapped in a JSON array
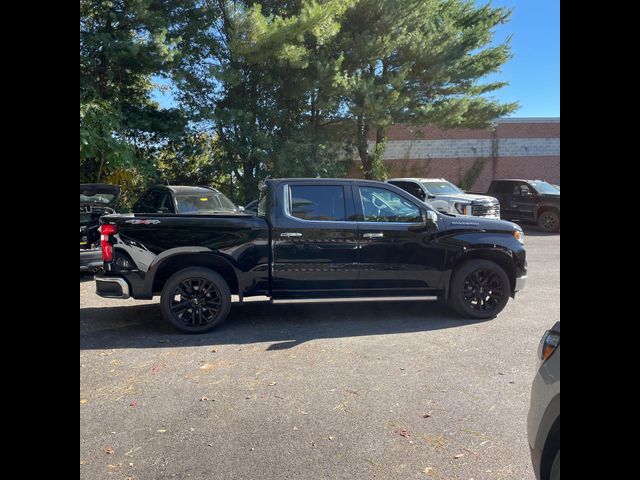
[
  {"x1": 363, "y1": 232, "x2": 384, "y2": 238},
  {"x1": 280, "y1": 232, "x2": 302, "y2": 237}
]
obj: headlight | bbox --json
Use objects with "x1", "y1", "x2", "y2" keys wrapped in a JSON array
[
  {"x1": 514, "y1": 229, "x2": 524, "y2": 244},
  {"x1": 538, "y1": 322, "x2": 560, "y2": 361},
  {"x1": 454, "y1": 203, "x2": 470, "y2": 215}
]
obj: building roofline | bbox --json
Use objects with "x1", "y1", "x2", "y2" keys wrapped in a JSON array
[{"x1": 495, "y1": 117, "x2": 560, "y2": 123}]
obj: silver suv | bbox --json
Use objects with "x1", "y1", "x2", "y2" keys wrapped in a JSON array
[
  {"x1": 527, "y1": 321, "x2": 560, "y2": 480},
  {"x1": 387, "y1": 178, "x2": 500, "y2": 218}
]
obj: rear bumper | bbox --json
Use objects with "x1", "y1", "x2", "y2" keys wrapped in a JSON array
[{"x1": 95, "y1": 274, "x2": 130, "y2": 299}]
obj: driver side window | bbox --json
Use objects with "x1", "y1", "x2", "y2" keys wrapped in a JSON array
[{"x1": 359, "y1": 186, "x2": 422, "y2": 223}]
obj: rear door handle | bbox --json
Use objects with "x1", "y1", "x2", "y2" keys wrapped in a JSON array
[
  {"x1": 280, "y1": 232, "x2": 302, "y2": 237},
  {"x1": 363, "y1": 232, "x2": 384, "y2": 238}
]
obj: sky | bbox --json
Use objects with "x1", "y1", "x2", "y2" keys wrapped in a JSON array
[
  {"x1": 152, "y1": 0, "x2": 560, "y2": 118},
  {"x1": 484, "y1": 0, "x2": 560, "y2": 117}
]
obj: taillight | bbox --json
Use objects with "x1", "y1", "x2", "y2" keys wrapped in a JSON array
[{"x1": 100, "y1": 224, "x2": 118, "y2": 262}]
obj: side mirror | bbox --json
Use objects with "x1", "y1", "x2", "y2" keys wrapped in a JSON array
[
  {"x1": 409, "y1": 210, "x2": 439, "y2": 232},
  {"x1": 425, "y1": 210, "x2": 439, "y2": 227}
]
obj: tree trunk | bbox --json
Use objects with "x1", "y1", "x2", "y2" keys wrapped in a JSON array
[{"x1": 357, "y1": 116, "x2": 374, "y2": 179}]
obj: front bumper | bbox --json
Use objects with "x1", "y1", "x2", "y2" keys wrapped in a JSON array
[
  {"x1": 515, "y1": 275, "x2": 527, "y2": 291},
  {"x1": 95, "y1": 274, "x2": 130, "y2": 299}
]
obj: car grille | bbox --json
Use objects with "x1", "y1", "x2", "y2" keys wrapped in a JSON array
[{"x1": 472, "y1": 203, "x2": 500, "y2": 217}]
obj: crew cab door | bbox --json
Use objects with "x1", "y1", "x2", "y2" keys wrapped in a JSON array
[
  {"x1": 354, "y1": 183, "x2": 444, "y2": 292},
  {"x1": 508, "y1": 182, "x2": 537, "y2": 219},
  {"x1": 271, "y1": 182, "x2": 359, "y2": 295}
]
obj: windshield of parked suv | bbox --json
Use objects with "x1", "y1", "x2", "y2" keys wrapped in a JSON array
[
  {"x1": 175, "y1": 192, "x2": 239, "y2": 213},
  {"x1": 530, "y1": 181, "x2": 560, "y2": 195},
  {"x1": 80, "y1": 191, "x2": 117, "y2": 204},
  {"x1": 421, "y1": 181, "x2": 464, "y2": 195}
]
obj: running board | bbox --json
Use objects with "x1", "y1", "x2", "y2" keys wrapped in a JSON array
[{"x1": 272, "y1": 296, "x2": 437, "y2": 304}]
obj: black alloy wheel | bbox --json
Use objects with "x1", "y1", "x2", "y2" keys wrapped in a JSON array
[
  {"x1": 160, "y1": 267, "x2": 231, "y2": 333},
  {"x1": 448, "y1": 259, "x2": 510, "y2": 319}
]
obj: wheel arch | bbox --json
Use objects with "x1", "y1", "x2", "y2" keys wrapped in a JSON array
[
  {"x1": 535, "y1": 205, "x2": 560, "y2": 222},
  {"x1": 446, "y1": 248, "x2": 517, "y2": 298},
  {"x1": 151, "y1": 252, "x2": 239, "y2": 296}
]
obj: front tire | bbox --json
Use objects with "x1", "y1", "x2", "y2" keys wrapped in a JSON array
[
  {"x1": 160, "y1": 267, "x2": 231, "y2": 334},
  {"x1": 447, "y1": 259, "x2": 510, "y2": 319},
  {"x1": 537, "y1": 210, "x2": 560, "y2": 232},
  {"x1": 549, "y1": 449, "x2": 560, "y2": 480}
]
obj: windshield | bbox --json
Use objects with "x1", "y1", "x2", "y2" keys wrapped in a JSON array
[
  {"x1": 175, "y1": 192, "x2": 239, "y2": 213},
  {"x1": 421, "y1": 181, "x2": 463, "y2": 195},
  {"x1": 80, "y1": 191, "x2": 116, "y2": 204},
  {"x1": 530, "y1": 181, "x2": 560, "y2": 195}
]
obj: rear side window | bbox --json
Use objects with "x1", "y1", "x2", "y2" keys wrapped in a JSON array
[
  {"x1": 134, "y1": 189, "x2": 165, "y2": 213},
  {"x1": 492, "y1": 182, "x2": 512, "y2": 194},
  {"x1": 289, "y1": 185, "x2": 346, "y2": 221}
]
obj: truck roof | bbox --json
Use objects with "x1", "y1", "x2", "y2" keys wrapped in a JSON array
[
  {"x1": 267, "y1": 178, "x2": 390, "y2": 186},
  {"x1": 387, "y1": 178, "x2": 449, "y2": 182}
]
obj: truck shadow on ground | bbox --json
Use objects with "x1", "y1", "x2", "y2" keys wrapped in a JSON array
[{"x1": 80, "y1": 301, "x2": 489, "y2": 351}]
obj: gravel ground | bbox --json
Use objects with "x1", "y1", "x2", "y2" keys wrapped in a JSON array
[{"x1": 80, "y1": 228, "x2": 559, "y2": 480}]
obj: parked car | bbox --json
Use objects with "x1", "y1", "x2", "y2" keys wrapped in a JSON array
[
  {"x1": 95, "y1": 178, "x2": 527, "y2": 333},
  {"x1": 132, "y1": 185, "x2": 241, "y2": 214},
  {"x1": 81, "y1": 184, "x2": 120, "y2": 249},
  {"x1": 387, "y1": 178, "x2": 500, "y2": 218},
  {"x1": 81, "y1": 184, "x2": 120, "y2": 272},
  {"x1": 468, "y1": 179, "x2": 560, "y2": 232},
  {"x1": 528, "y1": 321, "x2": 560, "y2": 480}
]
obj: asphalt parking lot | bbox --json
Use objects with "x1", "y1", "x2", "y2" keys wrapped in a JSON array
[{"x1": 80, "y1": 227, "x2": 559, "y2": 480}]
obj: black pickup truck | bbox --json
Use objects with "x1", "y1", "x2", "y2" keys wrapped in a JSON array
[
  {"x1": 95, "y1": 178, "x2": 527, "y2": 333},
  {"x1": 469, "y1": 179, "x2": 560, "y2": 232}
]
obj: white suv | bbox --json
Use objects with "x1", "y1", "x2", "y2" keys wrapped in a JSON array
[{"x1": 387, "y1": 178, "x2": 500, "y2": 218}]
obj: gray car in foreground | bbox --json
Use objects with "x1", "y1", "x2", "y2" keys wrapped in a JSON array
[{"x1": 527, "y1": 321, "x2": 560, "y2": 480}]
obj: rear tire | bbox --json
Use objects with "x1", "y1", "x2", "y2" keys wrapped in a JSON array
[
  {"x1": 160, "y1": 267, "x2": 231, "y2": 334},
  {"x1": 447, "y1": 259, "x2": 510, "y2": 319},
  {"x1": 537, "y1": 210, "x2": 560, "y2": 232}
]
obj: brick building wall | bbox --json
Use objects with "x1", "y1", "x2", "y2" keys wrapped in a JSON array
[{"x1": 349, "y1": 117, "x2": 560, "y2": 191}]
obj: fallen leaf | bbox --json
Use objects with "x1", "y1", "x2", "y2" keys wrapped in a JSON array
[
  {"x1": 423, "y1": 466, "x2": 433, "y2": 474},
  {"x1": 200, "y1": 396, "x2": 209, "y2": 402},
  {"x1": 397, "y1": 428, "x2": 411, "y2": 438},
  {"x1": 328, "y1": 436, "x2": 334, "y2": 441},
  {"x1": 103, "y1": 447, "x2": 115, "y2": 455},
  {"x1": 422, "y1": 413, "x2": 432, "y2": 418},
  {"x1": 157, "y1": 429, "x2": 167, "y2": 433},
  {"x1": 129, "y1": 400, "x2": 138, "y2": 408},
  {"x1": 200, "y1": 363, "x2": 216, "y2": 372},
  {"x1": 454, "y1": 453, "x2": 465, "y2": 459},
  {"x1": 268, "y1": 382, "x2": 277, "y2": 386},
  {"x1": 211, "y1": 348, "x2": 218, "y2": 353},
  {"x1": 80, "y1": 399, "x2": 88, "y2": 405}
]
